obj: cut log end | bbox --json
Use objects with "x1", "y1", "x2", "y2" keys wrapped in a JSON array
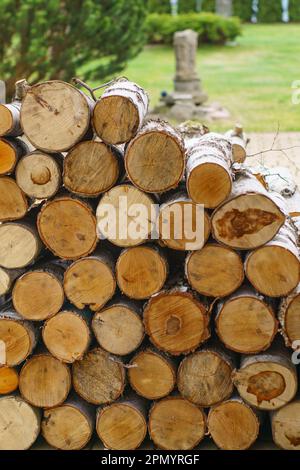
[
  {"x1": 0, "y1": 138, "x2": 25, "y2": 175},
  {"x1": 187, "y1": 162, "x2": 232, "y2": 209},
  {"x1": 20, "y1": 80, "x2": 91, "y2": 152},
  {"x1": 96, "y1": 403, "x2": 147, "y2": 450},
  {"x1": 144, "y1": 291, "x2": 208, "y2": 356},
  {"x1": 19, "y1": 354, "x2": 71, "y2": 408},
  {"x1": 186, "y1": 244, "x2": 244, "y2": 297},
  {"x1": 42, "y1": 404, "x2": 93, "y2": 450},
  {"x1": 246, "y1": 246, "x2": 300, "y2": 297},
  {"x1": 208, "y1": 400, "x2": 259, "y2": 450},
  {"x1": 16, "y1": 152, "x2": 62, "y2": 199},
  {"x1": 149, "y1": 397, "x2": 206, "y2": 450},
  {"x1": 0, "y1": 222, "x2": 41, "y2": 269},
  {"x1": 271, "y1": 400, "x2": 300, "y2": 450},
  {"x1": 43, "y1": 310, "x2": 91, "y2": 363},
  {"x1": 37, "y1": 197, "x2": 97, "y2": 259},
  {"x1": 212, "y1": 193, "x2": 285, "y2": 250},
  {"x1": 92, "y1": 303, "x2": 144, "y2": 356},
  {"x1": 93, "y1": 96, "x2": 139, "y2": 145},
  {"x1": 64, "y1": 256, "x2": 115, "y2": 311},
  {"x1": 72, "y1": 348, "x2": 125, "y2": 405},
  {"x1": 0, "y1": 396, "x2": 40, "y2": 450},
  {"x1": 280, "y1": 292, "x2": 300, "y2": 347},
  {"x1": 13, "y1": 270, "x2": 64, "y2": 321},
  {"x1": 216, "y1": 295, "x2": 277, "y2": 354},
  {"x1": 0, "y1": 315, "x2": 36, "y2": 366},
  {"x1": 0, "y1": 367, "x2": 19, "y2": 394},
  {"x1": 129, "y1": 349, "x2": 176, "y2": 400},
  {"x1": 0, "y1": 177, "x2": 28, "y2": 221},
  {"x1": 0, "y1": 104, "x2": 14, "y2": 136},
  {"x1": 177, "y1": 350, "x2": 234, "y2": 407},
  {"x1": 116, "y1": 246, "x2": 167, "y2": 299},
  {"x1": 63, "y1": 141, "x2": 120, "y2": 197}
]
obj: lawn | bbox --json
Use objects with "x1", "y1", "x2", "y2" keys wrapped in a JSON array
[{"x1": 88, "y1": 24, "x2": 300, "y2": 132}]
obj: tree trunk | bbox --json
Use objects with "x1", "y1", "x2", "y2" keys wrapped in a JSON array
[
  {"x1": 96, "y1": 393, "x2": 147, "y2": 450},
  {"x1": 211, "y1": 170, "x2": 286, "y2": 249},
  {"x1": 63, "y1": 141, "x2": 124, "y2": 197},
  {"x1": 0, "y1": 218, "x2": 42, "y2": 269},
  {"x1": 20, "y1": 80, "x2": 93, "y2": 152},
  {"x1": 245, "y1": 222, "x2": 300, "y2": 297},
  {"x1": 144, "y1": 289, "x2": 209, "y2": 355},
  {"x1": 12, "y1": 262, "x2": 64, "y2": 321},
  {"x1": 42, "y1": 308, "x2": 91, "y2": 363},
  {"x1": 42, "y1": 393, "x2": 95, "y2": 450},
  {"x1": 0, "y1": 308, "x2": 38, "y2": 366},
  {"x1": 96, "y1": 184, "x2": 157, "y2": 247},
  {"x1": 116, "y1": 244, "x2": 168, "y2": 299},
  {"x1": 185, "y1": 243, "x2": 244, "y2": 297},
  {"x1": 215, "y1": 286, "x2": 278, "y2": 354},
  {"x1": 93, "y1": 79, "x2": 149, "y2": 145},
  {"x1": 208, "y1": 396, "x2": 261, "y2": 450},
  {"x1": 37, "y1": 196, "x2": 97, "y2": 259},
  {"x1": 125, "y1": 120, "x2": 185, "y2": 193},
  {"x1": 72, "y1": 347, "x2": 126, "y2": 405},
  {"x1": 128, "y1": 347, "x2": 176, "y2": 400},
  {"x1": 0, "y1": 176, "x2": 28, "y2": 221},
  {"x1": 0, "y1": 101, "x2": 22, "y2": 137},
  {"x1": 232, "y1": 346, "x2": 298, "y2": 410},
  {"x1": 225, "y1": 124, "x2": 247, "y2": 162},
  {"x1": 0, "y1": 395, "x2": 40, "y2": 450},
  {"x1": 19, "y1": 351, "x2": 71, "y2": 408},
  {"x1": 158, "y1": 190, "x2": 211, "y2": 250},
  {"x1": 271, "y1": 399, "x2": 300, "y2": 450},
  {"x1": 92, "y1": 299, "x2": 144, "y2": 356},
  {"x1": 16, "y1": 151, "x2": 63, "y2": 200},
  {"x1": 278, "y1": 284, "x2": 300, "y2": 348},
  {"x1": 0, "y1": 137, "x2": 28, "y2": 175},
  {"x1": 0, "y1": 366, "x2": 19, "y2": 394},
  {"x1": 63, "y1": 249, "x2": 116, "y2": 311},
  {"x1": 177, "y1": 342, "x2": 236, "y2": 407},
  {"x1": 186, "y1": 132, "x2": 233, "y2": 208},
  {"x1": 148, "y1": 396, "x2": 206, "y2": 450}
]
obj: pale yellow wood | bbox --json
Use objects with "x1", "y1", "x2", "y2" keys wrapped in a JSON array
[
  {"x1": 72, "y1": 348, "x2": 125, "y2": 405},
  {"x1": 128, "y1": 349, "x2": 176, "y2": 400},
  {"x1": 20, "y1": 81, "x2": 91, "y2": 152},
  {"x1": 0, "y1": 395, "x2": 40, "y2": 450},
  {"x1": 92, "y1": 304, "x2": 144, "y2": 356},
  {"x1": 19, "y1": 354, "x2": 71, "y2": 408},
  {"x1": 186, "y1": 244, "x2": 244, "y2": 297},
  {"x1": 42, "y1": 405, "x2": 93, "y2": 450},
  {"x1": 271, "y1": 400, "x2": 300, "y2": 450},
  {"x1": 144, "y1": 290, "x2": 208, "y2": 355},
  {"x1": 208, "y1": 399, "x2": 260, "y2": 450},
  {"x1": 116, "y1": 246, "x2": 167, "y2": 299},
  {"x1": 188, "y1": 163, "x2": 232, "y2": 208},
  {"x1": 177, "y1": 349, "x2": 234, "y2": 407},
  {"x1": 0, "y1": 176, "x2": 28, "y2": 221},
  {"x1": 38, "y1": 197, "x2": 97, "y2": 259},
  {"x1": 43, "y1": 310, "x2": 91, "y2": 363},
  {"x1": 64, "y1": 255, "x2": 115, "y2": 311},
  {"x1": 16, "y1": 151, "x2": 62, "y2": 199},
  {"x1": 0, "y1": 315, "x2": 36, "y2": 366},
  {"x1": 279, "y1": 288, "x2": 300, "y2": 347},
  {"x1": 0, "y1": 105, "x2": 13, "y2": 135},
  {"x1": 216, "y1": 294, "x2": 277, "y2": 353},
  {"x1": 0, "y1": 222, "x2": 41, "y2": 268},
  {"x1": 13, "y1": 270, "x2": 64, "y2": 320},
  {"x1": 97, "y1": 184, "x2": 156, "y2": 247},
  {"x1": 97, "y1": 403, "x2": 147, "y2": 450},
  {"x1": 149, "y1": 397, "x2": 206, "y2": 450},
  {"x1": 64, "y1": 141, "x2": 120, "y2": 197}
]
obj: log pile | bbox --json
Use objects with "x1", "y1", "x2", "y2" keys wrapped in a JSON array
[{"x1": 0, "y1": 77, "x2": 300, "y2": 451}]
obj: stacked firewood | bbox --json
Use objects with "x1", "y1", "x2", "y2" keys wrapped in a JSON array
[{"x1": 0, "y1": 78, "x2": 299, "y2": 451}]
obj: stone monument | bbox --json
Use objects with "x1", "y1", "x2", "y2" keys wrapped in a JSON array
[
  {"x1": 152, "y1": 29, "x2": 230, "y2": 122},
  {"x1": 0, "y1": 81, "x2": 5, "y2": 104},
  {"x1": 216, "y1": 0, "x2": 233, "y2": 17}
]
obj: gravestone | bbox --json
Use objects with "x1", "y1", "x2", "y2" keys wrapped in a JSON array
[{"x1": 216, "y1": 0, "x2": 232, "y2": 17}]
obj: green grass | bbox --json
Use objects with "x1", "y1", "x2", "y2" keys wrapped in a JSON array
[{"x1": 88, "y1": 24, "x2": 300, "y2": 132}]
